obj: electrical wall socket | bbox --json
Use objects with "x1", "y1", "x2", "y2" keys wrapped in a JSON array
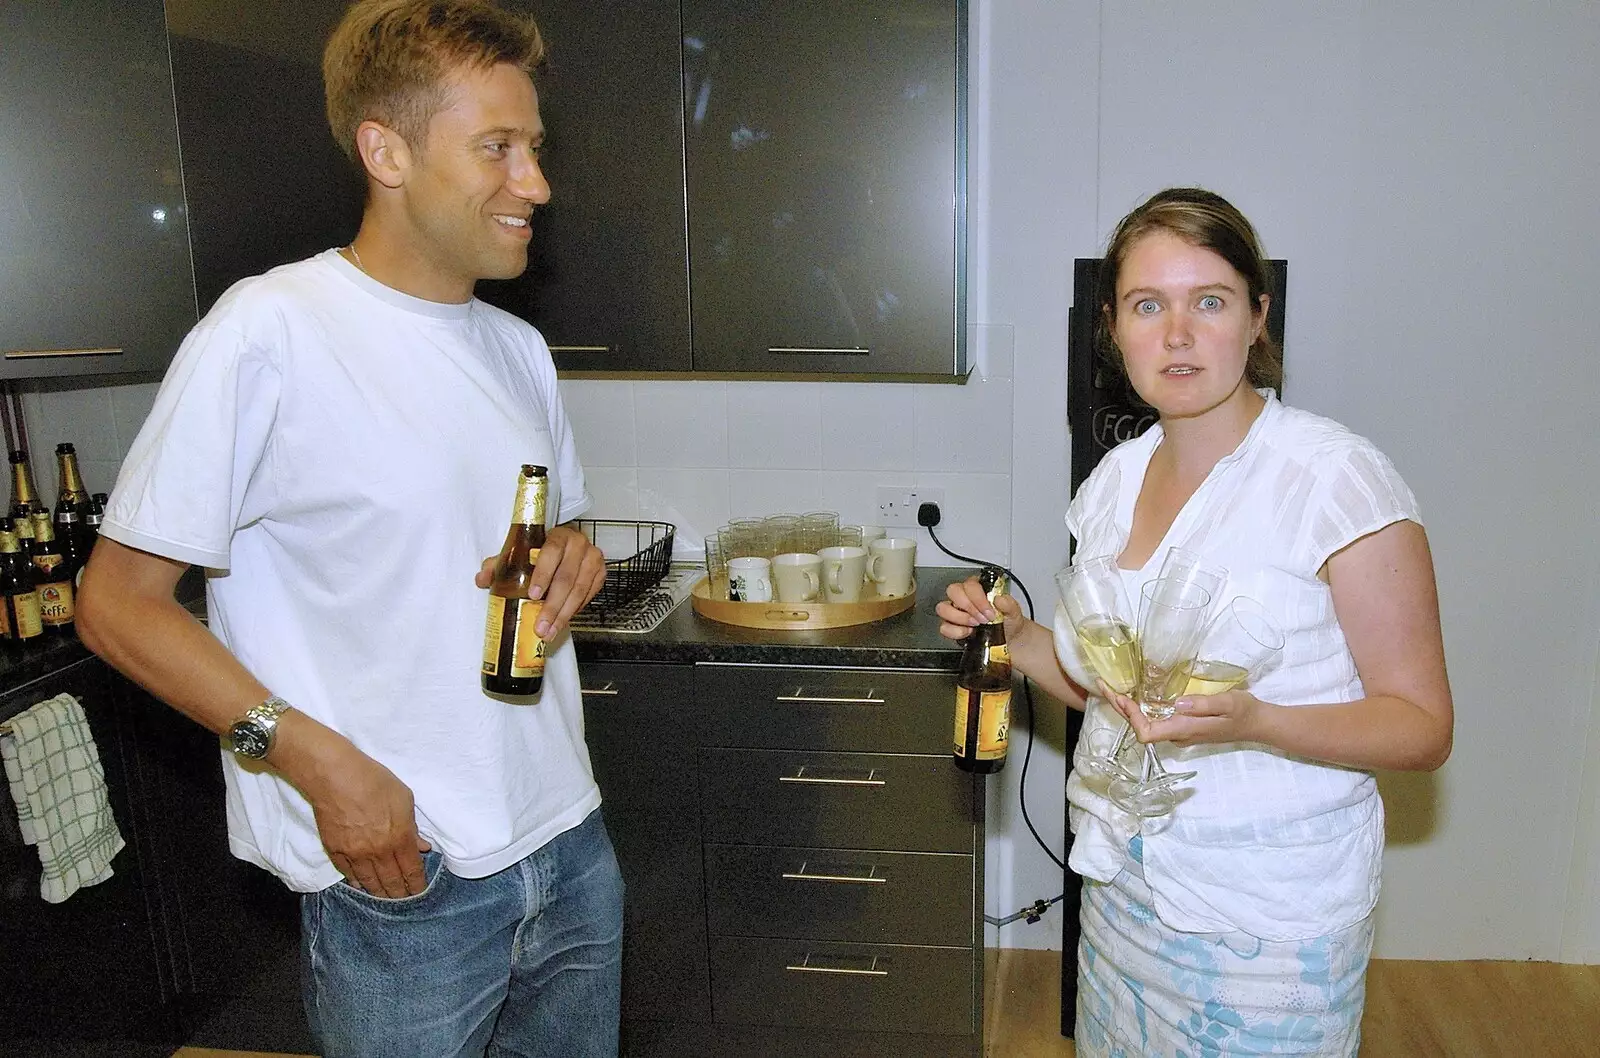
[{"x1": 875, "y1": 486, "x2": 945, "y2": 527}]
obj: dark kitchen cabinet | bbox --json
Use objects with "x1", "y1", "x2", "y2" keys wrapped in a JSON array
[
  {"x1": 479, "y1": 0, "x2": 694, "y2": 374},
  {"x1": 0, "y1": 0, "x2": 197, "y2": 380},
  {"x1": 164, "y1": 0, "x2": 362, "y2": 315},
  {"x1": 680, "y1": 0, "x2": 966, "y2": 377},
  {"x1": 579, "y1": 661, "x2": 712, "y2": 1045},
  {"x1": 0, "y1": 657, "x2": 177, "y2": 1057},
  {"x1": 121, "y1": 680, "x2": 314, "y2": 1054},
  {"x1": 586, "y1": 657, "x2": 984, "y2": 1058}
]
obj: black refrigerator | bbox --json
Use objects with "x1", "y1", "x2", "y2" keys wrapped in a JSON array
[{"x1": 1057, "y1": 256, "x2": 1287, "y2": 1037}]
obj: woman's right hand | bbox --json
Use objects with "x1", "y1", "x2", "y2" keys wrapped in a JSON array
[{"x1": 937, "y1": 575, "x2": 1027, "y2": 643}]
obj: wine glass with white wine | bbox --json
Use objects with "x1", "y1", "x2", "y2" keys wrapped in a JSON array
[
  {"x1": 1106, "y1": 577, "x2": 1212, "y2": 817},
  {"x1": 1055, "y1": 558, "x2": 1141, "y2": 782}
]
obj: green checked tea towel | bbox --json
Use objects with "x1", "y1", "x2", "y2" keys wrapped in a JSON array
[{"x1": 1, "y1": 692, "x2": 125, "y2": 903}]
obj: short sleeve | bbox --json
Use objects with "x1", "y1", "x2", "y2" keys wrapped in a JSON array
[
  {"x1": 1066, "y1": 451, "x2": 1125, "y2": 553},
  {"x1": 100, "y1": 312, "x2": 281, "y2": 569},
  {"x1": 1302, "y1": 440, "x2": 1422, "y2": 571}
]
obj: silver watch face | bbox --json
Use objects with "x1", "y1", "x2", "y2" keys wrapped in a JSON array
[{"x1": 230, "y1": 720, "x2": 271, "y2": 759}]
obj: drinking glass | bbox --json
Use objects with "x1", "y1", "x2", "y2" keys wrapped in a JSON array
[
  {"x1": 1105, "y1": 577, "x2": 1211, "y2": 817},
  {"x1": 762, "y1": 514, "x2": 802, "y2": 555},
  {"x1": 1110, "y1": 594, "x2": 1285, "y2": 817},
  {"x1": 799, "y1": 511, "x2": 840, "y2": 553},
  {"x1": 725, "y1": 518, "x2": 773, "y2": 560},
  {"x1": 1055, "y1": 558, "x2": 1141, "y2": 783},
  {"x1": 704, "y1": 532, "x2": 729, "y2": 599}
]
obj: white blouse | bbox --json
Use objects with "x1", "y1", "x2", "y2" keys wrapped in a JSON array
[{"x1": 1057, "y1": 393, "x2": 1422, "y2": 940}]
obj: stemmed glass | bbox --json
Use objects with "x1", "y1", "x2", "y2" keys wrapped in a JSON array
[
  {"x1": 1055, "y1": 558, "x2": 1142, "y2": 782},
  {"x1": 1106, "y1": 577, "x2": 1212, "y2": 816},
  {"x1": 1057, "y1": 548, "x2": 1225, "y2": 784}
]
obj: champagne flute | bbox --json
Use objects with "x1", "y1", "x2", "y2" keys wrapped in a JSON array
[
  {"x1": 1054, "y1": 559, "x2": 1141, "y2": 782},
  {"x1": 1183, "y1": 597, "x2": 1285, "y2": 697},
  {"x1": 1062, "y1": 548, "x2": 1226, "y2": 784},
  {"x1": 1106, "y1": 577, "x2": 1211, "y2": 817},
  {"x1": 1109, "y1": 594, "x2": 1285, "y2": 818}
]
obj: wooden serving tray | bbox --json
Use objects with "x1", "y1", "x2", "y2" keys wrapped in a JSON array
[{"x1": 691, "y1": 576, "x2": 916, "y2": 630}]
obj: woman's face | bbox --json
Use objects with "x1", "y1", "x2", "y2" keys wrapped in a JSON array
[{"x1": 1107, "y1": 230, "x2": 1267, "y2": 421}]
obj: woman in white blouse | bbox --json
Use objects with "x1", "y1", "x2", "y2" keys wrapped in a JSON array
[{"x1": 938, "y1": 188, "x2": 1453, "y2": 1056}]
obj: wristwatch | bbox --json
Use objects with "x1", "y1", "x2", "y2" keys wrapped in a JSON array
[{"x1": 228, "y1": 696, "x2": 293, "y2": 760}]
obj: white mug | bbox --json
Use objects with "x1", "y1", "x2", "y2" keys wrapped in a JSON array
[
  {"x1": 818, "y1": 545, "x2": 867, "y2": 603},
  {"x1": 772, "y1": 552, "x2": 822, "y2": 603},
  {"x1": 850, "y1": 524, "x2": 887, "y2": 548},
  {"x1": 866, "y1": 537, "x2": 916, "y2": 599},
  {"x1": 728, "y1": 556, "x2": 773, "y2": 603}
]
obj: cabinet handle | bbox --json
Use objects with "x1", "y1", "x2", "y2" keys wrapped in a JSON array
[
  {"x1": 767, "y1": 346, "x2": 870, "y2": 356},
  {"x1": 782, "y1": 861, "x2": 887, "y2": 885},
  {"x1": 549, "y1": 345, "x2": 613, "y2": 353},
  {"x1": 785, "y1": 953, "x2": 889, "y2": 977},
  {"x1": 581, "y1": 680, "x2": 619, "y2": 696},
  {"x1": 778, "y1": 765, "x2": 885, "y2": 788},
  {"x1": 775, "y1": 687, "x2": 884, "y2": 705},
  {"x1": 5, "y1": 346, "x2": 123, "y2": 359}
]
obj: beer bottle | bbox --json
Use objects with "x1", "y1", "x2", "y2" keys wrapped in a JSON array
[
  {"x1": 0, "y1": 522, "x2": 45, "y2": 646},
  {"x1": 481, "y1": 464, "x2": 550, "y2": 696},
  {"x1": 29, "y1": 512, "x2": 75, "y2": 633},
  {"x1": 54, "y1": 443, "x2": 93, "y2": 557},
  {"x1": 953, "y1": 566, "x2": 1012, "y2": 773},
  {"x1": 87, "y1": 493, "x2": 107, "y2": 537},
  {"x1": 8, "y1": 450, "x2": 40, "y2": 545}
]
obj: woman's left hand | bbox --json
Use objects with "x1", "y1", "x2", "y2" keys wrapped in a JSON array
[{"x1": 1097, "y1": 679, "x2": 1273, "y2": 748}]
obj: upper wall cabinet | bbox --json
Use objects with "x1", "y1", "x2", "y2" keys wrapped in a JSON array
[
  {"x1": 164, "y1": 0, "x2": 362, "y2": 315},
  {"x1": 478, "y1": 0, "x2": 693, "y2": 373},
  {"x1": 0, "y1": 0, "x2": 197, "y2": 379},
  {"x1": 681, "y1": 0, "x2": 966, "y2": 378}
]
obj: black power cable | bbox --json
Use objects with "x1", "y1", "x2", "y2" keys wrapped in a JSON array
[{"x1": 922, "y1": 510, "x2": 1066, "y2": 879}]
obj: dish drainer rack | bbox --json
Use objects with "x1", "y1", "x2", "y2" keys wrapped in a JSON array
[{"x1": 573, "y1": 519, "x2": 676, "y2": 613}]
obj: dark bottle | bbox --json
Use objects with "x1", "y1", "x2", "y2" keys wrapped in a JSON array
[
  {"x1": 87, "y1": 493, "x2": 107, "y2": 536},
  {"x1": 953, "y1": 566, "x2": 1012, "y2": 773},
  {"x1": 481, "y1": 464, "x2": 550, "y2": 696},
  {"x1": 0, "y1": 523, "x2": 45, "y2": 646},
  {"x1": 8, "y1": 450, "x2": 41, "y2": 545},
  {"x1": 29, "y1": 513, "x2": 75, "y2": 633},
  {"x1": 54, "y1": 443, "x2": 94, "y2": 557}
]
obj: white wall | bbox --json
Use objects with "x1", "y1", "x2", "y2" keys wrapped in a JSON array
[{"x1": 27, "y1": 0, "x2": 1600, "y2": 962}]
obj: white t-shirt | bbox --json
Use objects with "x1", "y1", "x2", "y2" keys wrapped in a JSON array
[
  {"x1": 1056, "y1": 393, "x2": 1422, "y2": 940},
  {"x1": 102, "y1": 249, "x2": 598, "y2": 893}
]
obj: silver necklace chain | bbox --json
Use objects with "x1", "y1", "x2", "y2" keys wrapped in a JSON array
[{"x1": 347, "y1": 243, "x2": 365, "y2": 273}]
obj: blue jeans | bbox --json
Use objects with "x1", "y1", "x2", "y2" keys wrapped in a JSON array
[{"x1": 301, "y1": 808, "x2": 623, "y2": 1058}]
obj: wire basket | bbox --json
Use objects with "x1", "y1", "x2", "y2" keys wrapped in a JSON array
[{"x1": 575, "y1": 519, "x2": 676, "y2": 611}]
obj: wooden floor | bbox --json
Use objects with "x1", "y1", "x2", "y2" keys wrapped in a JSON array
[{"x1": 173, "y1": 952, "x2": 1600, "y2": 1058}]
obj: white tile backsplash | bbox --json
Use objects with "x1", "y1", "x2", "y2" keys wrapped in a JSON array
[
  {"x1": 912, "y1": 376, "x2": 1015, "y2": 475},
  {"x1": 558, "y1": 380, "x2": 637, "y2": 467},
  {"x1": 633, "y1": 381, "x2": 729, "y2": 468},
  {"x1": 636, "y1": 467, "x2": 730, "y2": 556},
  {"x1": 729, "y1": 468, "x2": 823, "y2": 519},
  {"x1": 726, "y1": 382, "x2": 822, "y2": 469},
  {"x1": 818, "y1": 383, "x2": 918, "y2": 471},
  {"x1": 16, "y1": 370, "x2": 1018, "y2": 568},
  {"x1": 580, "y1": 466, "x2": 640, "y2": 520}
]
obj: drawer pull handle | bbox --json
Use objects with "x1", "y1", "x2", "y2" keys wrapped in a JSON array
[
  {"x1": 776, "y1": 687, "x2": 884, "y2": 705},
  {"x1": 550, "y1": 345, "x2": 613, "y2": 353},
  {"x1": 782, "y1": 862, "x2": 887, "y2": 885},
  {"x1": 785, "y1": 953, "x2": 889, "y2": 977},
  {"x1": 4, "y1": 346, "x2": 124, "y2": 359},
  {"x1": 767, "y1": 346, "x2": 871, "y2": 356},
  {"x1": 581, "y1": 680, "x2": 619, "y2": 697},
  {"x1": 778, "y1": 765, "x2": 885, "y2": 788}
]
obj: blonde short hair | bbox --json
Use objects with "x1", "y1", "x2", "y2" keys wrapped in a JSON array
[{"x1": 323, "y1": 0, "x2": 545, "y2": 164}]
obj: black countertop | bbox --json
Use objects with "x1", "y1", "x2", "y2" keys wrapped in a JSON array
[
  {"x1": 0, "y1": 566, "x2": 971, "y2": 706},
  {"x1": 572, "y1": 565, "x2": 967, "y2": 670}
]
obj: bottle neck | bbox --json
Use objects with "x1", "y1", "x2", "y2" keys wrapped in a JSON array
[
  {"x1": 509, "y1": 474, "x2": 548, "y2": 528},
  {"x1": 57, "y1": 452, "x2": 88, "y2": 501},
  {"x1": 11, "y1": 462, "x2": 36, "y2": 507}
]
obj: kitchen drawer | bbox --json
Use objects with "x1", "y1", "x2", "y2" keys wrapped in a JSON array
[
  {"x1": 710, "y1": 936, "x2": 974, "y2": 1036},
  {"x1": 705, "y1": 844, "x2": 973, "y2": 947},
  {"x1": 700, "y1": 749, "x2": 976, "y2": 853},
  {"x1": 695, "y1": 664, "x2": 952, "y2": 753}
]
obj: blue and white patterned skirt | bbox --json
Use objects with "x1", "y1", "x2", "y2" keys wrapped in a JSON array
[{"x1": 1076, "y1": 837, "x2": 1374, "y2": 1057}]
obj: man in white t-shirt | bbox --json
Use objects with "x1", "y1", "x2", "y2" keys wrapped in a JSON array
[{"x1": 76, "y1": 3, "x2": 623, "y2": 1055}]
